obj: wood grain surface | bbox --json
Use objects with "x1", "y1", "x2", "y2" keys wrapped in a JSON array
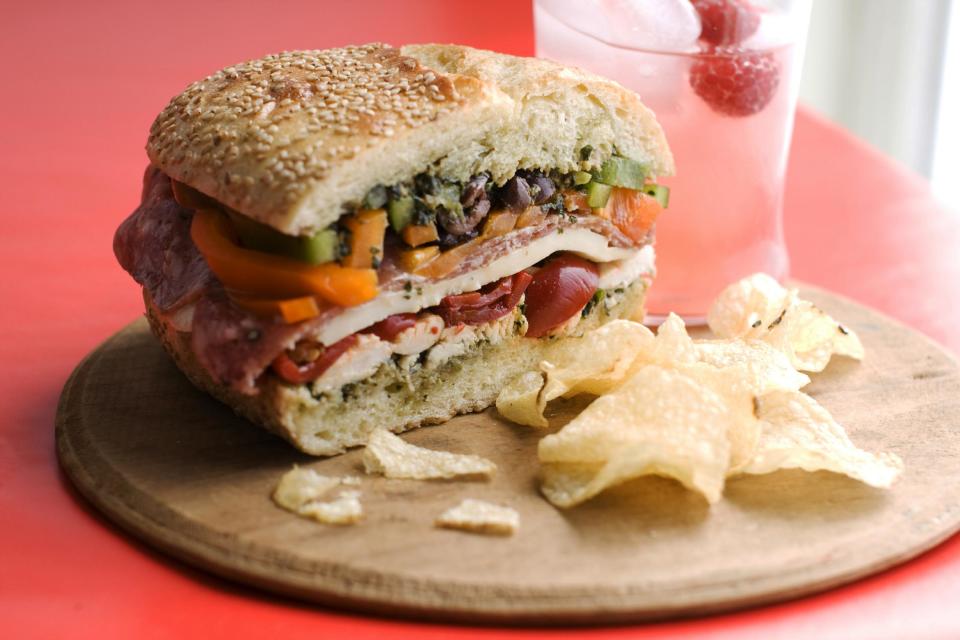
[{"x1": 55, "y1": 287, "x2": 960, "y2": 625}]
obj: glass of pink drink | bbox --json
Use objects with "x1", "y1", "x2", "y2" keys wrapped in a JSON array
[{"x1": 535, "y1": 0, "x2": 811, "y2": 322}]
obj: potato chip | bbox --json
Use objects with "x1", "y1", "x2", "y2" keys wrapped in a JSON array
[
  {"x1": 496, "y1": 371, "x2": 548, "y2": 428},
  {"x1": 708, "y1": 274, "x2": 864, "y2": 372},
  {"x1": 708, "y1": 273, "x2": 790, "y2": 339},
  {"x1": 542, "y1": 320, "x2": 655, "y2": 397},
  {"x1": 272, "y1": 467, "x2": 363, "y2": 525},
  {"x1": 764, "y1": 299, "x2": 865, "y2": 372},
  {"x1": 538, "y1": 366, "x2": 733, "y2": 506},
  {"x1": 694, "y1": 339, "x2": 810, "y2": 394},
  {"x1": 435, "y1": 499, "x2": 519, "y2": 536},
  {"x1": 495, "y1": 320, "x2": 653, "y2": 427},
  {"x1": 362, "y1": 428, "x2": 496, "y2": 479},
  {"x1": 299, "y1": 490, "x2": 363, "y2": 525},
  {"x1": 741, "y1": 390, "x2": 903, "y2": 488},
  {"x1": 649, "y1": 313, "x2": 699, "y2": 367},
  {"x1": 617, "y1": 313, "x2": 701, "y2": 380},
  {"x1": 677, "y1": 362, "x2": 763, "y2": 473},
  {"x1": 273, "y1": 467, "x2": 357, "y2": 510}
]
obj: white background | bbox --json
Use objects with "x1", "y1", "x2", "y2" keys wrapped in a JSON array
[{"x1": 800, "y1": 0, "x2": 958, "y2": 212}]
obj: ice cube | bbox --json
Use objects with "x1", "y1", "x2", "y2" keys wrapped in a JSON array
[
  {"x1": 535, "y1": 0, "x2": 698, "y2": 107},
  {"x1": 537, "y1": 0, "x2": 701, "y2": 53},
  {"x1": 605, "y1": 0, "x2": 702, "y2": 51},
  {"x1": 741, "y1": 11, "x2": 803, "y2": 50}
]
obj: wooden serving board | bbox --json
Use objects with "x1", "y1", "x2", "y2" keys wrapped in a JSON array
[{"x1": 56, "y1": 287, "x2": 960, "y2": 625}]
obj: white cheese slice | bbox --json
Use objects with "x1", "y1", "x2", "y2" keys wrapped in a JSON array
[
  {"x1": 314, "y1": 231, "x2": 654, "y2": 345},
  {"x1": 598, "y1": 245, "x2": 657, "y2": 289}
]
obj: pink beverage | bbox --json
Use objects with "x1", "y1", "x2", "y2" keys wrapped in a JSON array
[{"x1": 535, "y1": 0, "x2": 810, "y2": 321}]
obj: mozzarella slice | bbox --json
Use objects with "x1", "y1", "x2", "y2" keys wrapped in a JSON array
[{"x1": 314, "y1": 231, "x2": 654, "y2": 345}]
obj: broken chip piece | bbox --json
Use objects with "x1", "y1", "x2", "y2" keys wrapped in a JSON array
[
  {"x1": 435, "y1": 499, "x2": 519, "y2": 536},
  {"x1": 298, "y1": 489, "x2": 363, "y2": 525},
  {"x1": 272, "y1": 466, "x2": 363, "y2": 525},
  {"x1": 362, "y1": 428, "x2": 496, "y2": 479}
]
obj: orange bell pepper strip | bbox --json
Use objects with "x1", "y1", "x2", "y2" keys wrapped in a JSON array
[
  {"x1": 401, "y1": 221, "x2": 440, "y2": 248},
  {"x1": 413, "y1": 236, "x2": 484, "y2": 279},
  {"x1": 230, "y1": 293, "x2": 324, "y2": 324},
  {"x1": 604, "y1": 187, "x2": 663, "y2": 243},
  {"x1": 562, "y1": 190, "x2": 591, "y2": 213},
  {"x1": 481, "y1": 211, "x2": 518, "y2": 237},
  {"x1": 190, "y1": 208, "x2": 378, "y2": 307},
  {"x1": 399, "y1": 245, "x2": 440, "y2": 272},
  {"x1": 342, "y1": 208, "x2": 388, "y2": 268},
  {"x1": 516, "y1": 206, "x2": 547, "y2": 229}
]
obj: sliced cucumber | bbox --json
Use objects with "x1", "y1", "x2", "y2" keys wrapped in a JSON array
[
  {"x1": 297, "y1": 229, "x2": 339, "y2": 264},
  {"x1": 592, "y1": 156, "x2": 647, "y2": 190},
  {"x1": 586, "y1": 181, "x2": 612, "y2": 208},
  {"x1": 229, "y1": 212, "x2": 338, "y2": 264},
  {"x1": 643, "y1": 183, "x2": 670, "y2": 208},
  {"x1": 387, "y1": 196, "x2": 415, "y2": 232}
]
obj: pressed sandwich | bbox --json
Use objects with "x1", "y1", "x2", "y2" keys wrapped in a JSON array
[{"x1": 114, "y1": 44, "x2": 674, "y2": 455}]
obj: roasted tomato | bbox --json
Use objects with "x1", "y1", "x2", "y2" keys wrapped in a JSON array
[
  {"x1": 270, "y1": 334, "x2": 359, "y2": 384},
  {"x1": 364, "y1": 313, "x2": 418, "y2": 341},
  {"x1": 435, "y1": 272, "x2": 533, "y2": 326},
  {"x1": 607, "y1": 187, "x2": 662, "y2": 243},
  {"x1": 523, "y1": 254, "x2": 599, "y2": 338}
]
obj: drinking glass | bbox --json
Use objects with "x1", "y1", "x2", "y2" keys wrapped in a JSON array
[{"x1": 535, "y1": 0, "x2": 811, "y2": 322}]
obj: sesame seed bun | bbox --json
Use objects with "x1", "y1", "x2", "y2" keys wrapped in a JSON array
[{"x1": 146, "y1": 43, "x2": 674, "y2": 236}]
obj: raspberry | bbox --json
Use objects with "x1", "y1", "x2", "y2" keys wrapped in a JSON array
[
  {"x1": 689, "y1": 49, "x2": 780, "y2": 117},
  {"x1": 691, "y1": 0, "x2": 761, "y2": 46}
]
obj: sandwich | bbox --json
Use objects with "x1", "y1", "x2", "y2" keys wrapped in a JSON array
[{"x1": 113, "y1": 43, "x2": 674, "y2": 455}]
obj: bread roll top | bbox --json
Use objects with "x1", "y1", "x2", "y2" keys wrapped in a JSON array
[{"x1": 147, "y1": 43, "x2": 673, "y2": 236}]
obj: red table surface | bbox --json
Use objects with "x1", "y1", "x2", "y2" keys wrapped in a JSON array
[{"x1": 2, "y1": 1, "x2": 959, "y2": 638}]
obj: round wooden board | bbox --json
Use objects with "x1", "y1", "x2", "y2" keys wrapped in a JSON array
[{"x1": 56, "y1": 286, "x2": 960, "y2": 625}]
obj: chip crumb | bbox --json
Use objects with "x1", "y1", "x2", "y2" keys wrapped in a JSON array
[
  {"x1": 272, "y1": 466, "x2": 363, "y2": 525},
  {"x1": 299, "y1": 490, "x2": 363, "y2": 525},
  {"x1": 435, "y1": 499, "x2": 519, "y2": 536},
  {"x1": 362, "y1": 428, "x2": 496, "y2": 479}
]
